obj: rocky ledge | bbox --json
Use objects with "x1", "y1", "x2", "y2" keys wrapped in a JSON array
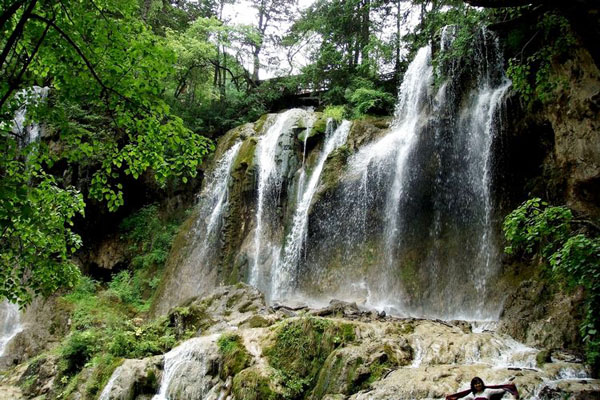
[{"x1": 1, "y1": 284, "x2": 598, "y2": 400}]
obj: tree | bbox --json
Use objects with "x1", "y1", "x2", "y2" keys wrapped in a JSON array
[
  {"x1": 0, "y1": 0, "x2": 212, "y2": 305},
  {"x1": 248, "y1": 0, "x2": 296, "y2": 82}
]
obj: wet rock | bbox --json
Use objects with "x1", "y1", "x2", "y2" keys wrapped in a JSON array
[
  {"x1": 310, "y1": 300, "x2": 361, "y2": 318},
  {"x1": 537, "y1": 380, "x2": 600, "y2": 399},
  {"x1": 99, "y1": 356, "x2": 163, "y2": 400},
  {"x1": 17, "y1": 354, "x2": 59, "y2": 398},
  {"x1": 312, "y1": 339, "x2": 412, "y2": 398},
  {"x1": 498, "y1": 279, "x2": 583, "y2": 351}
]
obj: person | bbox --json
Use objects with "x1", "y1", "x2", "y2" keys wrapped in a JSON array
[{"x1": 445, "y1": 377, "x2": 520, "y2": 400}]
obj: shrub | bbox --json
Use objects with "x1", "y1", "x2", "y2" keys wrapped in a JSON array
[
  {"x1": 503, "y1": 198, "x2": 600, "y2": 375},
  {"x1": 61, "y1": 330, "x2": 102, "y2": 375}
]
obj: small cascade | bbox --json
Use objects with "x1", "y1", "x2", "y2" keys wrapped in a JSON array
[
  {"x1": 0, "y1": 301, "x2": 22, "y2": 356},
  {"x1": 191, "y1": 142, "x2": 243, "y2": 268},
  {"x1": 153, "y1": 336, "x2": 220, "y2": 400},
  {"x1": 152, "y1": 142, "x2": 243, "y2": 315},
  {"x1": 250, "y1": 109, "x2": 313, "y2": 293},
  {"x1": 273, "y1": 120, "x2": 352, "y2": 300},
  {"x1": 98, "y1": 365, "x2": 124, "y2": 400},
  {"x1": 11, "y1": 86, "x2": 49, "y2": 146}
]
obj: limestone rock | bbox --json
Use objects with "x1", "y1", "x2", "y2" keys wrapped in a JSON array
[{"x1": 99, "y1": 356, "x2": 163, "y2": 400}]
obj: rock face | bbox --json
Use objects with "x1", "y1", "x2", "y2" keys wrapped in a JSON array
[
  {"x1": 91, "y1": 286, "x2": 600, "y2": 399},
  {"x1": 498, "y1": 279, "x2": 584, "y2": 352},
  {"x1": 98, "y1": 356, "x2": 163, "y2": 400},
  {"x1": 1, "y1": 296, "x2": 69, "y2": 368},
  {"x1": 545, "y1": 49, "x2": 600, "y2": 217}
]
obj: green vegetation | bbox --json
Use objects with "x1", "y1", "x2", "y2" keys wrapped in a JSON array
[
  {"x1": 505, "y1": 12, "x2": 576, "y2": 106},
  {"x1": 265, "y1": 317, "x2": 355, "y2": 399},
  {"x1": 33, "y1": 203, "x2": 206, "y2": 397},
  {"x1": 217, "y1": 333, "x2": 251, "y2": 379},
  {"x1": 503, "y1": 198, "x2": 600, "y2": 374}
]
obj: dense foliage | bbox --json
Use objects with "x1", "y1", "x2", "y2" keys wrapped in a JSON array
[{"x1": 503, "y1": 198, "x2": 600, "y2": 374}]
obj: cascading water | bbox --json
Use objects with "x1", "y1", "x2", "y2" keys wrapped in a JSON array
[
  {"x1": 273, "y1": 120, "x2": 352, "y2": 300},
  {"x1": 11, "y1": 86, "x2": 49, "y2": 146},
  {"x1": 193, "y1": 142, "x2": 243, "y2": 268},
  {"x1": 0, "y1": 301, "x2": 21, "y2": 356},
  {"x1": 152, "y1": 142, "x2": 242, "y2": 314},
  {"x1": 249, "y1": 109, "x2": 313, "y2": 296},
  {"x1": 153, "y1": 336, "x2": 221, "y2": 400},
  {"x1": 302, "y1": 28, "x2": 511, "y2": 319}
]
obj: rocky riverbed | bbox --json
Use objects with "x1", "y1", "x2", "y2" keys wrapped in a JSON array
[{"x1": 3, "y1": 284, "x2": 596, "y2": 400}]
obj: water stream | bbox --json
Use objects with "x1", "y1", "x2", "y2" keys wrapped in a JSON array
[
  {"x1": 273, "y1": 120, "x2": 352, "y2": 300},
  {"x1": 153, "y1": 336, "x2": 221, "y2": 400},
  {"x1": 249, "y1": 109, "x2": 313, "y2": 293},
  {"x1": 0, "y1": 301, "x2": 21, "y2": 356}
]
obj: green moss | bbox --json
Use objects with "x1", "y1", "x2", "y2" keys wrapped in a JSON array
[
  {"x1": 243, "y1": 315, "x2": 272, "y2": 328},
  {"x1": 310, "y1": 144, "x2": 352, "y2": 206},
  {"x1": 168, "y1": 305, "x2": 213, "y2": 338},
  {"x1": 232, "y1": 137, "x2": 258, "y2": 174},
  {"x1": 218, "y1": 333, "x2": 251, "y2": 379},
  {"x1": 233, "y1": 368, "x2": 281, "y2": 400},
  {"x1": 84, "y1": 354, "x2": 123, "y2": 397},
  {"x1": 254, "y1": 114, "x2": 270, "y2": 134},
  {"x1": 264, "y1": 317, "x2": 355, "y2": 399},
  {"x1": 226, "y1": 292, "x2": 243, "y2": 309},
  {"x1": 536, "y1": 349, "x2": 551, "y2": 368}
]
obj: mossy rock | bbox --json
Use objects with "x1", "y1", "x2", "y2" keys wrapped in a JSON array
[
  {"x1": 264, "y1": 317, "x2": 356, "y2": 399},
  {"x1": 168, "y1": 304, "x2": 213, "y2": 337},
  {"x1": 312, "y1": 342, "x2": 403, "y2": 399},
  {"x1": 233, "y1": 367, "x2": 282, "y2": 400},
  {"x1": 254, "y1": 114, "x2": 271, "y2": 135},
  {"x1": 311, "y1": 145, "x2": 352, "y2": 204},
  {"x1": 217, "y1": 333, "x2": 251, "y2": 379},
  {"x1": 212, "y1": 123, "x2": 254, "y2": 165},
  {"x1": 298, "y1": 112, "x2": 328, "y2": 143},
  {"x1": 241, "y1": 314, "x2": 273, "y2": 328},
  {"x1": 232, "y1": 137, "x2": 259, "y2": 177},
  {"x1": 536, "y1": 349, "x2": 551, "y2": 367}
]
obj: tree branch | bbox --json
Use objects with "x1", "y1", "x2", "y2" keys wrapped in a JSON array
[
  {"x1": 29, "y1": 14, "x2": 148, "y2": 111},
  {"x1": 0, "y1": 0, "x2": 26, "y2": 31},
  {"x1": 0, "y1": 0, "x2": 37, "y2": 72},
  {"x1": 0, "y1": 17, "x2": 51, "y2": 110},
  {"x1": 463, "y1": 0, "x2": 545, "y2": 7}
]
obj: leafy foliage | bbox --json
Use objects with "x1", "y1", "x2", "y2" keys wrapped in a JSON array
[
  {"x1": 0, "y1": 144, "x2": 84, "y2": 305},
  {"x1": 505, "y1": 12, "x2": 576, "y2": 105},
  {"x1": 0, "y1": 0, "x2": 213, "y2": 304},
  {"x1": 503, "y1": 198, "x2": 600, "y2": 373}
]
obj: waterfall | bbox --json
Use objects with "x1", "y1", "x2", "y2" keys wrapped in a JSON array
[
  {"x1": 192, "y1": 142, "x2": 243, "y2": 268},
  {"x1": 273, "y1": 120, "x2": 352, "y2": 300},
  {"x1": 152, "y1": 142, "x2": 243, "y2": 315},
  {"x1": 0, "y1": 301, "x2": 22, "y2": 356},
  {"x1": 11, "y1": 86, "x2": 49, "y2": 146},
  {"x1": 302, "y1": 29, "x2": 511, "y2": 319},
  {"x1": 153, "y1": 336, "x2": 220, "y2": 400},
  {"x1": 249, "y1": 109, "x2": 313, "y2": 293}
]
